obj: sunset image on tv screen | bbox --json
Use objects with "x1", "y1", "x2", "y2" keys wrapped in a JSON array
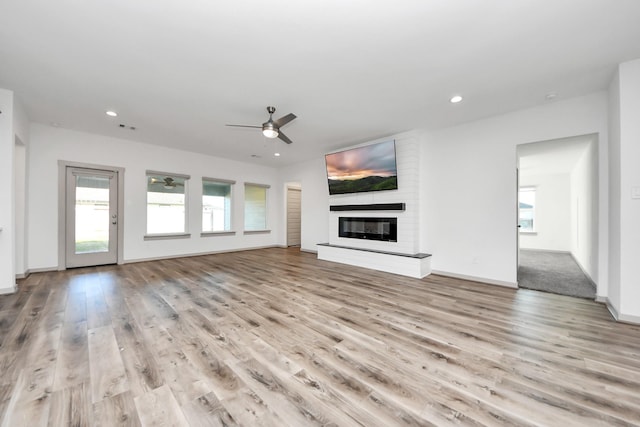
[{"x1": 325, "y1": 140, "x2": 398, "y2": 195}]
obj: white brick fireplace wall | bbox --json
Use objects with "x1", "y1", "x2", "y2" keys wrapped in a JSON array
[
  {"x1": 319, "y1": 133, "x2": 431, "y2": 278},
  {"x1": 328, "y1": 134, "x2": 420, "y2": 254}
]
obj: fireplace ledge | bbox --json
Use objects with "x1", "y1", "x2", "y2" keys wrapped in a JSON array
[
  {"x1": 317, "y1": 243, "x2": 430, "y2": 258},
  {"x1": 317, "y1": 243, "x2": 431, "y2": 278}
]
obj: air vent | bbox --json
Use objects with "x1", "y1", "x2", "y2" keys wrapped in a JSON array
[{"x1": 119, "y1": 124, "x2": 136, "y2": 130}]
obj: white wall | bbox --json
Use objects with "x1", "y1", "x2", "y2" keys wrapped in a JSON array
[
  {"x1": 519, "y1": 173, "x2": 571, "y2": 252},
  {"x1": 278, "y1": 157, "x2": 329, "y2": 252},
  {"x1": 13, "y1": 95, "x2": 30, "y2": 278},
  {"x1": 570, "y1": 140, "x2": 598, "y2": 283},
  {"x1": 14, "y1": 141, "x2": 27, "y2": 276},
  {"x1": 421, "y1": 92, "x2": 609, "y2": 289},
  {"x1": 607, "y1": 73, "x2": 622, "y2": 310},
  {"x1": 617, "y1": 59, "x2": 640, "y2": 319},
  {"x1": 27, "y1": 124, "x2": 282, "y2": 270},
  {"x1": 0, "y1": 89, "x2": 16, "y2": 293}
]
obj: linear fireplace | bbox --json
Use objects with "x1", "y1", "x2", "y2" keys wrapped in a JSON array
[{"x1": 339, "y1": 217, "x2": 397, "y2": 242}]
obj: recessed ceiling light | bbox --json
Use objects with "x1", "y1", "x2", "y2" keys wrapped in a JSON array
[
  {"x1": 274, "y1": 152, "x2": 280, "y2": 157},
  {"x1": 545, "y1": 92, "x2": 557, "y2": 100},
  {"x1": 450, "y1": 95, "x2": 463, "y2": 104},
  {"x1": 106, "y1": 110, "x2": 118, "y2": 117}
]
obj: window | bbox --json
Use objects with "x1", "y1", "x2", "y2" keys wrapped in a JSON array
[
  {"x1": 244, "y1": 183, "x2": 269, "y2": 231},
  {"x1": 202, "y1": 178, "x2": 234, "y2": 232},
  {"x1": 146, "y1": 171, "x2": 189, "y2": 235},
  {"x1": 518, "y1": 187, "x2": 536, "y2": 232}
]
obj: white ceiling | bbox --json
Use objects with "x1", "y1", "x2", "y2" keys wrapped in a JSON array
[
  {"x1": 518, "y1": 134, "x2": 594, "y2": 175},
  {"x1": 1, "y1": 1, "x2": 640, "y2": 167}
]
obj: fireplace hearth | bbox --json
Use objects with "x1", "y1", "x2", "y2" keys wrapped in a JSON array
[{"x1": 339, "y1": 217, "x2": 397, "y2": 242}]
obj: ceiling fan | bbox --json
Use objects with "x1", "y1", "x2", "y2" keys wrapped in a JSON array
[
  {"x1": 150, "y1": 177, "x2": 183, "y2": 189},
  {"x1": 226, "y1": 106, "x2": 297, "y2": 144}
]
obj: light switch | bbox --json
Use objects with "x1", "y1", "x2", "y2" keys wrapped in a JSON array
[{"x1": 632, "y1": 186, "x2": 640, "y2": 199}]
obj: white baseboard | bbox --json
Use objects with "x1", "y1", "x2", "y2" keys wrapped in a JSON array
[
  {"x1": 0, "y1": 284, "x2": 17, "y2": 295},
  {"x1": 124, "y1": 245, "x2": 282, "y2": 265},
  {"x1": 300, "y1": 248, "x2": 318, "y2": 254},
  {"x1": 520, "y1": 248, "x2": 570, "y2": 254},
  {"x1": 15, "y1": 266, "x2": 65, "y2": 278},
  {"x1": 618, "y1": 312, "x2": 640, "y2": 324},
  {"x1": 431, "y1": 270, "x2": 517, "y2": 289},
  {"x1": 597, "y1": 296, "x2": 640, "y2": 325},
  {"x1": 18, "y1": 246, "x2": 291, "y2": 275}
]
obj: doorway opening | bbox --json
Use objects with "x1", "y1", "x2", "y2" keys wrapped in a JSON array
[
  {"x1": 58, "y1": 161, "x2": 124, "y2": 269},
  {"x1": 516, "y1": 134, "x2": 598, "y2": 299}
]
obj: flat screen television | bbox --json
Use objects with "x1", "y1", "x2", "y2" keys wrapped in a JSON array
[{"x1": 325, "y1": 140, "x2": 398, "y2": 195}]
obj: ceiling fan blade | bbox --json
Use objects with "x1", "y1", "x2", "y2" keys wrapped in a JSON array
[
  {"x1": 278, "y1": 131, "x2": 293, "y2": 144},
  {"x1": 274, "y1": 113, "x2": 296, "y2": 128},
  {"x1": 225, "y1": 124, "x2": 262, "y2": 129}
]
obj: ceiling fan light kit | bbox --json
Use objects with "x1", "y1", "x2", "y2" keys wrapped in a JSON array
[
  {"x1": 227, "y1": 106, "x2": 296, "y2": 144},
  {"x1": 262, "y1": 124, "x2": 278, "y2": 139}
]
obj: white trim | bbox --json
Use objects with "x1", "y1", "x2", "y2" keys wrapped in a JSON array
[
  {"x1": 431, "y1": 270, "x2": 518, "y2": 289},
  {"x1": 244, "y1": 182, "x2": 271, "y2": 189},
  {"x1": 15, "y1": 266, "x2": 58, "y2": 279},
  {"x1": 618, "y1": 312, "x2": 640, "y2": 325},
  {"x1": 146, "y1": 170, "x2": 191, "y2": 180},
  {"x1": 0, "y1": 284, "x2": 17, "y2": 295},
  {"x1": 203, "y1": 177, "x2": 236, "y2": 185},
  {"x1": 300, "y1": 248, "x2": 318, "y2": 254},
  {"x1": 144, "y1": 233, "x2": 191, "y2": 241},
  {"x1": 123, "y1": 245, "x2": 281, "y2": 264},
  {"x1": 200, "y1": 231, "x2": 236, "y2": 237},
  {"x1": 596, "y1": 296, "x2": 640, "y2": 325},
  {"x1": 519, "y1": 248, "x2": 570, "y2": 254},
  {"x1": 243, "y1": 230, "x2": 271, "y2": 235}
]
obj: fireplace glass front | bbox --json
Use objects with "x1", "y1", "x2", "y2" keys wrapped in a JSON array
[{"x1": 338, "y1": 217, "x2": 397, "y2": 242}]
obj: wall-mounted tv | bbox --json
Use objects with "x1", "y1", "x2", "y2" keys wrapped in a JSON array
[{"x1": 325, "y1": 140, "x2": 398, "y2": 195}]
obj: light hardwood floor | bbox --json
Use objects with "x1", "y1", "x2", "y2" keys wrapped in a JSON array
[{"x1": 1, "y1": 248, "x2": 639, "y2": 426}]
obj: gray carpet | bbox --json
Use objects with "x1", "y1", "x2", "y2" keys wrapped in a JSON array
[{"x1": 518, "y1": 249, "x2": 596, "y2": 299}]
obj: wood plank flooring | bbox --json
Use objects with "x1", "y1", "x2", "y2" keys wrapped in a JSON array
[{"x1": 1, "y1": 247, "x2": 639, "y2": 426}]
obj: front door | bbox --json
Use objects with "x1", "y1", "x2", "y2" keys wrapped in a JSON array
[{"x1": 65, "y1": 167, "x2": 118, "y2": 268}]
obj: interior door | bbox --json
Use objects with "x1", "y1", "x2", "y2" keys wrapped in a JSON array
[
  {"x1": 516, "y1": 165, "x2": 521, "y2": 279},
  {"x1": 287, "y1": 187, "x2": 301, "y2": 247},
  {"x1": 65, "y1": 167, "x2": 118, "y2": 268}
]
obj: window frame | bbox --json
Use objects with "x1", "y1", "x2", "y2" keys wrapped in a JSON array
[
  {"x1": 243, "y1": 182, "x2": 271, "y2": 234},
  {"x1": 144, "y1": 170, "x2": 191, "y2": 240},
  {"x1": 201, "y1": 177, "x2": 236, "y2": 237}
]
